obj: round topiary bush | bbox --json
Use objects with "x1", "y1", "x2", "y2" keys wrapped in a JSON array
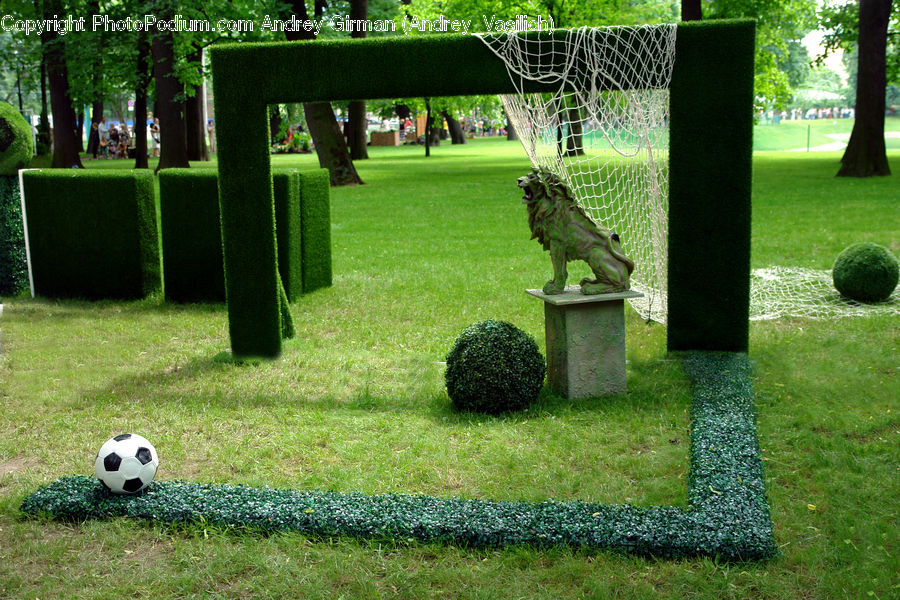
[
  {"x1": 832, "y1": 242, "x2": 899, "y2": 303},
  {"x1": 0, "y1": 101, "x2": 33, "y2": 176},
  {"x1": 445, "y1": 320, "x2": 545, "y2": 414}
]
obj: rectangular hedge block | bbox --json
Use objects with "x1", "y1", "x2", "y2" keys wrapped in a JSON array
[
  {"x1": 298, "y1": 169, "x2": 331, "y2": 294},
  {"x1": 159, "y1": 169, "x2": 225, "y2": 303},
  {"x1": 159, "y1": 169, "x2": 322, "y2": 306},
  {"x1": 273, "y1": 169, "x2": 303, "y2": 302},
  {"x1": 22, "y1": 169, "x2": 160, "y2": 300}
]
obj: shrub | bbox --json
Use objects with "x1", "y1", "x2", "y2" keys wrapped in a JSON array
[
  {"x1": 445, "y1": 320, "x2": 545, "y2": 413},
  {"x1": 0, "y1": 102, "x2": 32, "y2": 175},
  {"x1": 159, "y1": 169, "x2": 224, "y2": 303},
  {"x1": 21, "y1": 169, "x2": 160, "y2": 300},
  {"x1": 0, "y1": 175, "x2": 27, "y2": 297},
  {"x1": 832, "y1": 242, "x2": 899, "y2": 302},
  {"x1": 298, "y1": 169, "x2": 331, "y2": 294},
  {"x1": 273, "y1": 169, "x2": 303, "y2": 302}
]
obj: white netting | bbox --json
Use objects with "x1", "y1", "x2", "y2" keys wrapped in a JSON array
[
  {"x1": 477, "y1": 25, "x2": 678, "y2": 322},
  {"x1": 750, "y1": 267, "x2": 900, "y2": 320}
]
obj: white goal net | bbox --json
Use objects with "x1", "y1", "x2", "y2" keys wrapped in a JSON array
[
  {"x1": 478, "y1": 26, "x2": 899, "y2": 323},
  {"x1": 477, "y1": 25, "x2": 678, "y2": 322}
]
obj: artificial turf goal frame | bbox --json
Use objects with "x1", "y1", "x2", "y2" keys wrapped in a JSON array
[{"x1": 209, "y1": 19, "x2": 756, "y2": 358}]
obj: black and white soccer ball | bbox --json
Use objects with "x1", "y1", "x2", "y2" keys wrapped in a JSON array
[{"x1": 94, "y1": 433, "x2": 159, "y2": 494}]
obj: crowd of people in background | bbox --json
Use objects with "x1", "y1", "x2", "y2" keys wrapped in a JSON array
[
  {"x1": 759, "y1": 107, "x2": 856, "y2": 125},
  {"x1": 85, "y1": 115, "x2": 166, "y2": 160}
]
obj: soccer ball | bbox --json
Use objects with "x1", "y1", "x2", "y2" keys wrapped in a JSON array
[{"x1": 94, "y1": 433, "x2": 159, "y2": 494}]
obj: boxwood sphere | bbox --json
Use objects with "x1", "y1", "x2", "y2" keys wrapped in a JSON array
[
  {"x1": 832, "y1": 242, "x2": 899, "y2": 302},
  {"x1": 445, "y1": 320, "x2": 545, "y2": 414},
  {"x1": 0, "y1": 102, "x2": 33, "y2": 176}
]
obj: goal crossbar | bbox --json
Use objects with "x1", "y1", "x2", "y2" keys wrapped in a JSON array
[{"x1": 210, "y1": 19, "x2": 756, "y2": 357}]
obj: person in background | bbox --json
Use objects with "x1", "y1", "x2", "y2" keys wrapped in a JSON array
[
  {"x1": 150, "y1": 117, "x2": 160, "y2": 157},
  {"x1": 207, "y1": 119, "x2": 216, "y2": 154}
]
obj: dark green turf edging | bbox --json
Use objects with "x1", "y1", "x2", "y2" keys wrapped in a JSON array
[
  {"x1": 21, "y1": 352, "x2": 775, "y2": 560},
  {"x1": 21, "y1": 169, "x2": 160, "y2": 300}
]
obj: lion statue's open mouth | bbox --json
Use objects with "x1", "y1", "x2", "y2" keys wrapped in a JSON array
[{"x1": 518, "y1": 168, "x2": 634, "y2": 295}]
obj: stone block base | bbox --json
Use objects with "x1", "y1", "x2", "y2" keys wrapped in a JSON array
[{"x1": 527, "y1": 287, "x2": 643, "y2": 399}]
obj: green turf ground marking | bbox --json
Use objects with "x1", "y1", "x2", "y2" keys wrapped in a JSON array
[{"x1": 21, "y1": 352, "x2": 775, "y2": 560}]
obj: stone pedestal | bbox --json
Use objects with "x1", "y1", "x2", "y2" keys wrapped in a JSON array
[{"x1": 526, "y1": 287, "x2": 643, "y2": 399}]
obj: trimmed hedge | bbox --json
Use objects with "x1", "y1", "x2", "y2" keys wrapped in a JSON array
[
  {"x1": 273, "y1": 170, "x2": 303, "y2": 302},
  {"x1": 159, "y1": 168, "x2": 329, "y2": 305},
  {"x1": 832, "y1": 242, "x2": 899, "y2": 302},
  {"x1": 210, "y1": 21, "x2": 755, "y2": 357},
  {"x1": 21, "y1": 352, "x2": 775, "y2": 560},
  {"x1": 668, "y1": 20, "x2": 755, "y2": 352},
  {"x1": 0, "y1": 102, "x2": 32, "y2": 175},
  {"x1": 298, "y1": 169, "x2": 332, "y2": 293},
  {"x1": 159, "y1": 169, "x2": 224, "y2": 303},
  {"x1": 0, "y1": 175, "x2": 27, "y2": 296},
  {"x1": 445, "y1": 320, "x2": 545, "y2": 413},
  {"x1": 21, "y1": 170, "x2": 160, "y2": 300}
]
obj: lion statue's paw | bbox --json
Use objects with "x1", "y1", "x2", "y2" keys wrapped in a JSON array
[{"x1": 543, "y1": 281, "x2": 566, "y2": 295}]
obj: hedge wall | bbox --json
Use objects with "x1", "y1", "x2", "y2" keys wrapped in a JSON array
[
  {"x1": 21, "y1": 352, "x2": 775, "y2": 561},
  {"x1": 210, "y1": 21, "x2": 755, "y2": 357},
  {"x1": 273, "y1": 170, "x2": 303, "y2": 302},
  {"x1": 159, "y1": 168, "x2": 328, "y2": 306},
  {"x1": 297, "y1": 169, "x2": 331, "y2": 293},
  {"x1": 159, "y1": 170, "x2": 225, "y2": 303},
  {"x1": 0, "y1": 175, "x2": 27, "y2": 297},
  {"x1": 668, "y1": 21, "x2": 755, "y2": 352},
  {"x1": 21, "y1": 170, "x2": 160, "y2": 300}
]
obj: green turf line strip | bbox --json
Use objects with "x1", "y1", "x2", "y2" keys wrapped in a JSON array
[{"x1": 20, "y1": 352, "x2": 775, "y2": 560}]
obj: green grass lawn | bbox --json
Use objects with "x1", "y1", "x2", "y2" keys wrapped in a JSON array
[
  {"x1": 753, "y1": 115, "x2": 900, "y2": 152},
  {"x1": 1, "y1": 138, "x2": 898, "y2": 599}
]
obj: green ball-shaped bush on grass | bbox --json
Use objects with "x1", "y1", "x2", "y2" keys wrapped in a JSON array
[
  {"x1": 832, "y1": 242, "x2": 899, "y2": 302},
  {"x1": 445, "y1": 320, "x2": 545, "y2": 414},
  {"x1": 0, "y1": 102, "x2": 33, "y2": 175}
]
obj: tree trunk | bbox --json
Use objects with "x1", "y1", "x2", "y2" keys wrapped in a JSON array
[
  {"x1": 506, "y1": 115, "x2": 518, "y2": 141},
  {"x1": 681, "y1": 0, "x2": 702, "y2": 21},
  {"x1": 36, "y1": 57, "x2": 51, "y2": 156},
  {"x1": 151, "y1": 12, "x2": 190, "y2": 173},
  {"x1": 304, "y1": 102, "x2": 364, "y2": 185},
  {"x1": 347, "y1": 0, "x2": 369, "y2": 160},
  {"x1": 40, "y1": 0, "x2": 83, "y2": 168},
  {"x1": 185, "y1": 50, "x2": 209, "y2": 162},
  {"x1": 425, "y1": 98, "x2": 432, "y2": 157},
  {"x1": 269, "y1": 105, "x2": 282, "y2": 141},
  {"x1": 347, "y1": 101, "x2": 369, "y2": 159},
  {"x1": 133, "y1": 30, "x2": 151, "y2": 169},
  {"x1": 564, "y1": 106, "x2": 585, "y2": 157},
  {"x1": 442, "y1": 111, "x2": 466, "y2": 144},
  {"x1": 285, "y1": 0, "x2": 363, "y2": 185},
  {"x1": 837, "y1": 0, "x2": 892, "y2": 177}
]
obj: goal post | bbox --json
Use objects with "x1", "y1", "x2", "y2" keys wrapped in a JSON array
[{"x1": 210, "y1": 19, "x2": 755, "y2": 358}]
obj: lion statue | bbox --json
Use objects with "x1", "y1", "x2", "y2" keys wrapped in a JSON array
[{"x1": 518, "y1": 168, "x2": 634, "y2": 295}]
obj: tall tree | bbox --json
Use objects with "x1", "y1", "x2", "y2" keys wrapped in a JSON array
[
  {"x1": 824, "y1": 0, "x2": 894, "y2": 177},
  {"x1": 682, "y1": 0, "x2": 702, "y2": 21},
  {"x1": 38, "y1": 0, "x2": 83, "y2": 168},
  {"x1": 151, "y1": 1, "x2": 190, "y2": 172},
  {"x1": 347, "y1": 0, "x2": 370, "y2": 160},
  {"x1": 285, "y1": 0, "x2": 363, "y2": 185},
  {"x1": 133, "y1": 30, "x2": 152, "y2": 169},
  {"x1": 184, "y1": 48, "x2": 209, "y2": 162}
]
